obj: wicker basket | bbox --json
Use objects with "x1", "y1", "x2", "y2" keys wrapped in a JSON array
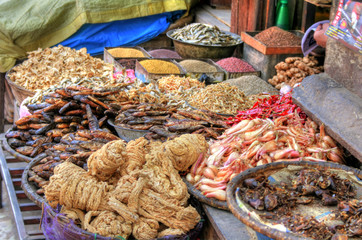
[
  {"x1": 183, "y1": 177, "x2": 229, "y2": 211},
  {"x1": 21, "y1": 154, "x2": 48, "y2": 207},
  {"x1": 226, "y1": 161, "x2": 362, "y2": 240},
  {"x1": 5, "y1": 66, "x2": 35, "y2": 104},
  {"x1": 3, "y1": 128, "x2": 38, "y2": 162},
  {"x1": 108, "y1": 119, "x2": 149, "y2": 142},
  {"x1": 23, "y1": 157, "x2": 205, "y2": 240}
]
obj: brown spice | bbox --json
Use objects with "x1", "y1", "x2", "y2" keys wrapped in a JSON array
[
  {"x1": 140, "y1": 60, "x2": 180, "y2": 74},
  {"x1": 148, "y1": 49, "x2": 181, "y2": 59},
  {"x1": 254, "y1": 27, "x2": 301, "y2": 47},
  {"x1": 179, "y1": 60, "x2": 217, "y2": 73},
  {"x1": 108, "y1": 48, "x2": 145, "y2": 58}
]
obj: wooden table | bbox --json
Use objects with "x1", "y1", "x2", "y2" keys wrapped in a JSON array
[{"x1": 200, "y1": 204, "x2": 258, "y2": 240}]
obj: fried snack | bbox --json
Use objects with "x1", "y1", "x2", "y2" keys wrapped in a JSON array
[
  {"x1": 138, "y1": 188, "x2": 200, "y2": 233},
  {"x1": 124, "y1": 137, "x2": 151, "y2": 175},
  {"x1": 84, "y1": 211, "x2": 132, "y2": 238},
  {"x1": 60, "y1": 207, "x2": 85, "y2": 229},
  {"x1": 87, "y1": 140, "x2": 127, "y2": 181},
  {"x1": 162, "y1": 134, "x2": 209, "y2": 171},
  {"x1": 133, "y1": 217, "x2": 159, "y2": 240},
  {"x1": 143, "y1": 147, "x2": 189, "y2": 205},
  {"x1": 158, "y1": 229, "x2": 185, "y2": 238},
  {"x1": 45, "y1": 162, "x2": 108, "y2": 211}
]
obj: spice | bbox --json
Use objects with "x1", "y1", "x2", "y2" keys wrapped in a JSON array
[
  {"x1": 179, "y1": 60, "x2": 217, "y2": 73},
  {"x1": 254, "y1": 26, "x2": 301, "y2": 47},
  {"x1": 187, "y1": 82, "x2": 255, "y2": 115},
  {"x1": 107, "y1": 48, "x2": 145, "y2": 58},
  {"x1": 226, "y1": 92, "x2": 306, "y2": 125},
  {"x1": 216, "y1": 57, "x2": 255, "y2": 72},
  {"x1": 224, "y1": 75, "x2": 278, "y2": 96},
  {"x1": 139, "y1": 60, "x2": 180, "y2": 74},
  {"x1": 158, "y1": 75, "x2": 205, "y2": 92},
  {"x1": 148, "y1": 49, "x2": 181, "y2": 59}
]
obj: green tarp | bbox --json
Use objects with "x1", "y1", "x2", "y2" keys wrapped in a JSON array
[{"x1": 0, "y1": 0, "x2": 194, "y2": 72}]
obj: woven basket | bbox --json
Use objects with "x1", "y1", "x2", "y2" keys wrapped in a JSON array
[
  {"x1": 23, "y1": 158, "x2": 205, "y2": 240},
  {"x1": 40, "y1": 197, "x2": 204, "y2": 240},
  {"x1": 5, "y1": 65, "x2": 35, "y2": 104},
  {"x1": 21, "y1": 154, "x2": 48, "y2": 207},
  {"x1": 226, "y1": 161, "x2": 362, "y2": 240},
  {"x1": 3, "y1": 128, "x2": 38, "y2": 162},
  {"x1": 183, "y1": 177, "x2": 229, "y2": 211}
]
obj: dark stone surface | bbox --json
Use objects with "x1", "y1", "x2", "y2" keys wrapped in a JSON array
[{"x1": 293, "y1": 73, "x2": 362, "y2": 164}]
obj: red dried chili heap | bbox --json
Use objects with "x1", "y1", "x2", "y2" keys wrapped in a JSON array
[{"x1": 226, "y1": 92, "x2": 306, "y2": 126}]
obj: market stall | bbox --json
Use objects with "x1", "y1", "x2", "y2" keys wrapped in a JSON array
[{"x1": 0, "y1": 1, "x2": 361, "y2": 239}]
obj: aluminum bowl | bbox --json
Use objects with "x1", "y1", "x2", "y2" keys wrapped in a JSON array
[{"x1": 166, "y1": 29, "x2": 243, "y2": 59}]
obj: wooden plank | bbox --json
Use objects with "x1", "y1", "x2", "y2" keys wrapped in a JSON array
[
  {"x1": 202, "y1": 204, "x2": 256, "y2": 240},
  {"x1": 9, "y1": 167, "x2": 25, "y2": 178},
  {"x1": 23, "y1": 216, "x2": 41, "y2": 225},
  {"x1": 230, "y1": 0, "x2": 239, "y2": 33},
  {"x1": 12, "y1": 177, "x2": 22, "y2": 187},
  {"x1": 301, "y1": 1, "x2": 317, "y2": 32},
  {"x1": 20, "y1": 202, "x2": 41, "y2": 211},
  {"x1": 0, "y1": 148, "x2": 28, "y2": 239},
  {"x1": 195, "y1": 7, "x2": 230, "y2": 32},
  {"x1": 201, "y1": 5, "x2": 231, "y2": 27},
  {"x1": 16, "y1": 190, "x2": 27, "y2": 199}
]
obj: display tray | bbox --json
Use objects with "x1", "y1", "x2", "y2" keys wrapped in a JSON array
[
  {"x1": 21, "y1": 154, "x2": 48, "y2": 207},
  {"x1": 241, "y1": 31, "x2": 304, "y2": 55},
  {"x1": 226, "y1": 161, "x2": 362, "y2": 240},
  {"x1": 135, "y1": 58, "x2": 186, "y2": 83},
  {"x1": 3, "y1": 128, "x2": 39, "y2": 163},
  {"x1": 183, "y1": 177, "x2": 229, "y2": 211},
  {"x1": 107, "y1": 119, "x2": 149, "y2": 142},
  {"x1": 176, "y1": 59, "x2": 227, "y2": 83},
  {"x1": 104, "y1": 46, "x2": 152, "y2": 70}
]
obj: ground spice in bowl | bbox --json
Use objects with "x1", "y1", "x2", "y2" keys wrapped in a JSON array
[
  {"x1": 216, "y1": 57, "x2": 255, "y2": 72},
  {"x1": 139, "y1": 60, "x2": 181, "y2": 74},
  {"x1": 254, "y1": 26, "x2": 301, "y2": 47},
  {"x1": 179, "y1": 60, "x2": 217, "y2": 73},
  {"x1": 148, "y1": 49, "x2": 182, "y2": 59},
  {"x1": 107, "y1": 48, "x2": 145, "y2": 58}
]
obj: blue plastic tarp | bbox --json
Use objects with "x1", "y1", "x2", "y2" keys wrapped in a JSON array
[{"x1": 56, "y1": 10, "x2": 185, "y2": 55}]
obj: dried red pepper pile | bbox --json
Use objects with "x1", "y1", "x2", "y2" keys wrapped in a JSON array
[{"x1": 226, "y1": 93, "x2": 306, "y2": 125}]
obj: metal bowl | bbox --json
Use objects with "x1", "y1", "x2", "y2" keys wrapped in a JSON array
[{"x1": 166, "y1": 29, "x2": 243, "y2": 59}]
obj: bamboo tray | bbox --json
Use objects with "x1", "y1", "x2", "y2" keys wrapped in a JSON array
[
  {"x1": 226, "y1": 161, "x2": 362, "y2": 240},
  {"x1": 241, "y1": 31, "x2": 304, "y2": 55},
  {"x1": 21, "y1": 154, "x2": 48, "y2": 207},
  {"x1": 183, "y1": 178, "x2": 229, "y2": 211},
  {"x1": 3, "y1": 128, "x2": 38, "y2": 162}
]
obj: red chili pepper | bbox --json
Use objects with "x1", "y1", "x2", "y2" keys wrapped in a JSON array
[{"x1": 226, "y1": 93, "x2": 306, "y2": 126}]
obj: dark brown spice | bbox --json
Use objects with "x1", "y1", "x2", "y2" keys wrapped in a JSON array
[{"x1": 254, "y1": 26, "x2": 301, "y2": 47}]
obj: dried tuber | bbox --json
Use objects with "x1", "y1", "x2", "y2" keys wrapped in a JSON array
[{"x1": 268, "y1": 56, "x2": 323, "y2": 88}]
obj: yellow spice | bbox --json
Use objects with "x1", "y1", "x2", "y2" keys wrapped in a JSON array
[
  {"x1": 140, "y1": 60, "x2": 180, "y2": 74},
  {"x1": 108, "y1": 48, "x2": 145, "y2": 58}
]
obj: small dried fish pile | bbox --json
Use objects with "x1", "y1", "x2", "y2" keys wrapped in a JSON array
[
  {"x1": 114, "y1": 102, "x2": 228, "y2": 141},
  {"x1": 187, "y1": 82, "x2": 255, "y2": 115},
  {"x1": 187, "y1": 113, "x2": 345, "y2": 201},
  {"x1": 8, "y1": 45, "x2": 114, "y2": 91},
  {"x1": 170, "y1": 23, "x2": 242, "y2": 46},
  {"x1": 157, "y1": 75, "x2": 205, "y2": 92},
  {"x1": 235, "y1": 169, "x2": 361, "y2": 239},
  {"x1": 43, "y1": 134, "x2": 207, "y2": 239}
]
